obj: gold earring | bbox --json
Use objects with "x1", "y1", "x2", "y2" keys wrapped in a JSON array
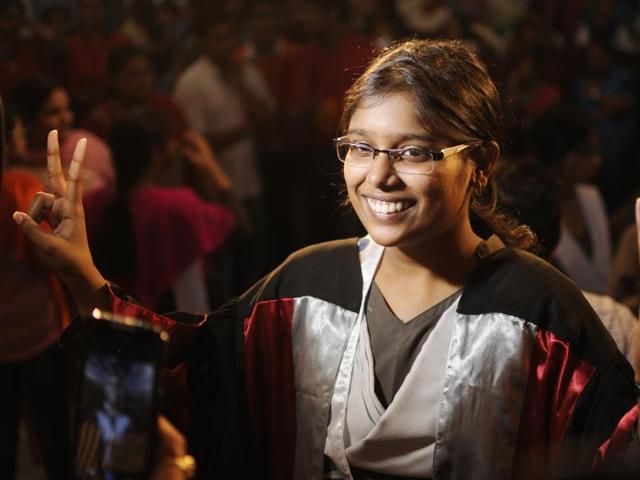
[{"x1": 473, "y1": 179, "x2": 484, "y2": 198}]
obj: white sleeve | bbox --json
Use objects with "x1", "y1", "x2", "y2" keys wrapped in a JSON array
[
  {"x1": 173, "y1": 258, "x2": 210, "y2": 312},
  {"x1": 173, "y1": 76, "x2": 208, "y2": 132}
]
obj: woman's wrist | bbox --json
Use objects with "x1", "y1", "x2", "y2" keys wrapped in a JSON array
[{"x1": 64, "y1": 264, "x2": 110, "y2": 316}]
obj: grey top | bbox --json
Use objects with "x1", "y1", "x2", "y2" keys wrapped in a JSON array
[{"x1": 366, "y1": 282, "x2": 462, "y2": 407}]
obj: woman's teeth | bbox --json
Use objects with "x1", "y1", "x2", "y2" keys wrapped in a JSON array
[{"x1": 367, "y1": 198, "x2": 409, "y2": 215}]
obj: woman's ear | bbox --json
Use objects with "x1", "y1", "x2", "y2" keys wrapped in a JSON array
[{"x1": 474, "y1": 141, "x2": 499, "y2": 190}]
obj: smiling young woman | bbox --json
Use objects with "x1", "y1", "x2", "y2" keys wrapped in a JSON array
[{"x1": 12, "y1": 39, "x2": 640, "y2": 479}]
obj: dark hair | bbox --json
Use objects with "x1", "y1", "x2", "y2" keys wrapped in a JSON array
[
  {"x1": 11, "y1": 76, "x2": 63, "y2": 126},
  {"x1": 340, "y1": 38, "x2": 535, "y2": 251},
  {"x1": 40, "y1": 4, "x2": 68, "y2": 23},
  {"x1": 495, "y1": 161, "x2": 560, "y2": 259},
  {"x1": 93, "y1": 107, "x2": 171, "y2": 279},
  {"x1": 530, "y1": 103, "x2": 593, "y2": 169},
  {"x1": 106, "y1": 45, "x2": 148, "y2": 78},
  {"x1": 0, "y1": 95, "x2": 5, "y2": 183},
  {"x1": 0, "y1": 0, "x2": 23, "y2": 15},
  {"x1": 2, "y1": 102, "x2": 21, "y2": 168}
]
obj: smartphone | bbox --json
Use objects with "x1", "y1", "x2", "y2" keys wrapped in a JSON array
[{"x1": 74, "y1": 309, "x2": 169, "y2": 480}]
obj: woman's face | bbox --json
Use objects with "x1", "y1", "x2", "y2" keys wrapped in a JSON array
[
  {"x1": 344, "y1": 92, "x2": 475, "y2": 249},
  {"x1": 33, "y1": 88, "x2": 73, "y2": 141}
]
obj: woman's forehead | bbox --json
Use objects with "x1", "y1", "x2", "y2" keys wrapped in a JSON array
[
  {"x1": 350, "y1": 94, "x2": 423, "y2": 128},
  {"x1": 348, "y1": 93, "x2": 446, "y2": 142}
]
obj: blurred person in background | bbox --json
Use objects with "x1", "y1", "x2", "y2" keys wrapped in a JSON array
[
  {"x1": 0, "y1": 99, "x2": 73, "y2": 480},
  {"x1": 173, "y1": 12, "x2": 274, "y2": 295},
  {"x1": 608, "y1": 221, "x2": 640, "y2": 313},
  {"x1": 12, "y1": 76, "x2": 115, "y2": 195},
  {"x1": 530, "y1": 103, "x2": 611, "y2": 294},
  {"x1": 84, "y1": 45, "x2": 187, "y2": 186},
  {"x1": 0, "y1": 0, "x2": 38, "y2": 96},
  {"x1": 574, "y1": 40, "x2": 638, "y2": 213},
  {"x1": 495, "y1": 160, "x2": 637, "y2": 361},
  {"x1": 85, "y1": 107, "x2": 233, "y2": 312},
  {"x1": 348, "y1": 0, "x2": 405, "y2": 49},
  {"x1": 395, "y1": 0, "x2": 455, "y2": 38},
  {"x1": 66, "y1": 0, "x2": 131, "y2": 121},
  {"x1": 32, "y1": 4, "x2": 71, "y2": 86},
  {"x1": 283, "y1": 0, "x2": 373, "y2": 246},
  {"x1": 83, "y1": 46, "x2": 186, "y2": 146}
]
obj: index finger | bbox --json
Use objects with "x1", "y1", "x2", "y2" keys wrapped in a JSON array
[{"x1": 47, "y1": 130, "x2": 67, "y2": 196}]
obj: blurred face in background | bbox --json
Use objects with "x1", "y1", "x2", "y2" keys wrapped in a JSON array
[
  {"x1": 203, "y1": 22, "x2": 240, "y2": 65},
  {"x1": 246, "y1": 3, "x2": 281, "y2": 51},
  {"x1": 563, "y1": 129, "x2": 602, "y2": 184},
  {"x1": 81, "y1": 0, "x2": 107, "y2": 31},
  {"x1": 285, "y1": 1, "x2": 325, "y2": 42},
  {"x1": 8, "y1": 116, "x2": 28, "y2": 163},
  {"x1": 114, "y1": 55, "x2": 155, "y2": 104},
  {"x1": 41, "y1": 6, "x2": 71, "y2": 39},
  {"x1": 31, "y1": 88, "x2": 74, "y2": 144},
  {"x1": 0, "y1": 2, "x2": 23, "y2": 41}
]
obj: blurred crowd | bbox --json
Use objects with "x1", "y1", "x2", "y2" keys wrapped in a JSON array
[{"x1": 2, "y1": 0, "x2": 640, "y2": 478}]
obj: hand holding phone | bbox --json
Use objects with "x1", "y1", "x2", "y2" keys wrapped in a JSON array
[{"x1": 74, "y1": 310, "x2": 168, "y2": 480}]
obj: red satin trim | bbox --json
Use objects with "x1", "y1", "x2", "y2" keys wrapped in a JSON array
[
  {"x1": 244, "y1": 298, "x2": 296, "y2": 480},
  {"x1": 512, "y1": 328, "x2": 596, "y2": 478},
  {"x1": 109, "y1": 283, "x2": 205, "y2": 367},
  {"x1": 593, "y1": 405, "x2": 639, "y2": 470}
]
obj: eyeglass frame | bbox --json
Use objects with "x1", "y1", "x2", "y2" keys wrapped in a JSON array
[{"x1": 333, "y1": 136, "x2": 471, "y2": 175}]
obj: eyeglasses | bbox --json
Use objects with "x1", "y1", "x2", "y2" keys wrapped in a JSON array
[{"x1": 334, "y1": 136, "x2": 470, "y2": 175}]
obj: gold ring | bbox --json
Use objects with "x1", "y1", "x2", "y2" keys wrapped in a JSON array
[{"x1": 162, "y1": 454, "x2": 196, "y2": 479}]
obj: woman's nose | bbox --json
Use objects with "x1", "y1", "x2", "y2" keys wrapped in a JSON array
[{"x1": 366, "y1": 151, "x2": 399, "y2": 186}]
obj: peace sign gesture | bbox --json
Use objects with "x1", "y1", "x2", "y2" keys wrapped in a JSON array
[{"x1": 12, "y1": 130, "x2": 108, "y2": 314}]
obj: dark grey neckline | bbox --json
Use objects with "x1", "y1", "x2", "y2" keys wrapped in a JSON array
[{"x1": 366, "y1": 282, "x2": 462, "y2": 407}]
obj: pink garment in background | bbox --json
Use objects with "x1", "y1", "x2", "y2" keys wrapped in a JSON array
[
  {"x1": 85, "y1": 185, "x2": 234, "y2": 308},
  {"x1": 62, "y1": 130, "x2": 115, "y2": 194},
  {"x1": 25, "y1": 129, "x2": 116, "y2": 195}
]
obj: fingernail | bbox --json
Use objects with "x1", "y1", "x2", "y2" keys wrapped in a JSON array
[
  {"x1": 47, "y1": 130, "x2": 58, "y2": 148},
  {"x1": 75, "y1": 137, "x2": 87, "y2": 158},
  {"x1": 12, "y1": 212, "x2": 24, "y2": 225}
]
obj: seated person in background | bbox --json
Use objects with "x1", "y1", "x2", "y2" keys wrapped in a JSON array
[
  {"x1": 85, "y1": 107, "x2": 234, "y2": 312},
  {"x1": 495, "y1": 160, "x2": 638, "y2": 361},
  {"x1": 0, "y1": 100, "x2": 73, "y2": 480},
  {"x1": 530, "y1": 103, "x2": 611, "y2": 294},
  {"x1": 12, "y1": 76, "x2": 115, "y2": 195},
  {"x1": 608, "y1": 222, "x2": 640, "y2": 313}
]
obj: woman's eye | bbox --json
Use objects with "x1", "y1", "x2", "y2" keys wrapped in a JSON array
[
  {"x1": 351, "y1": 144, "x2": 373, "y2": 156},
  {"x1": 401, "y1": 147, "x2": 429, "y2": 161}
]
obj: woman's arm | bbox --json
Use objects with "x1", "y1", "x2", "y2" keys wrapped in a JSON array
[{"x1": 12, "y1": 129, "x2": 109, "y2": 315}]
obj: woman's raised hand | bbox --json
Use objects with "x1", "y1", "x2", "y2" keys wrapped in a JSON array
[{"x1": 12, "y1": 130, "x2": 108, "y2": 314}]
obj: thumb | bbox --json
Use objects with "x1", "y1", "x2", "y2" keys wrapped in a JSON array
[{"x1": 13, "y1": 211, "x2": 53, "y2": 252}]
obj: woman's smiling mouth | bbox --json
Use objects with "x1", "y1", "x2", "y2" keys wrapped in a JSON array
[{"x1": 365, "y1": 197, "x2": 414, "y2": 216}]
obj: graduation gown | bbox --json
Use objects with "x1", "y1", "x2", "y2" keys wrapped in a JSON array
[{"x1": 63, "y1": 237, "x2": 639, "y2": 479}]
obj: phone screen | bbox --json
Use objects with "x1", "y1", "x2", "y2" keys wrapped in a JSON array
[{"x1": 74, "y1": 312, "x2": 167, "y2": 480}]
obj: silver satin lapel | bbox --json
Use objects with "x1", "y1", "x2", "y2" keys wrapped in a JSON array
[
  {"x1": 433, "y1": 312, "x2": 537, "y2": 480},
  {"x1": 291, "y1": 297, "x2": 359, "y2": 480},
  {"x1": 292, "y1": 236, "x2": 383, "y2": 480},
  {"x1": 323, "y1": 237, "x2": 384, "y2": 478}
]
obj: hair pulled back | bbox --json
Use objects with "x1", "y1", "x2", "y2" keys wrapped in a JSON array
[{"x1": 340, "y1": 39, "x2": 535, "y2": 252}]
